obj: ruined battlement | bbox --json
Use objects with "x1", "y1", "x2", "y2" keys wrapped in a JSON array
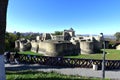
[{"x1": 15, "y1": 28, "x2": 104, "y2": 56}]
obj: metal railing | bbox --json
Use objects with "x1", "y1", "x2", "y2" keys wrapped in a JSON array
[{"x1": 18, "y1": 54, "x2": 120, "y2": 70}]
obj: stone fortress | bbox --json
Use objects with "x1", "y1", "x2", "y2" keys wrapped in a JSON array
[{"x1": 15, "y1": 28, "x2": 103, "y2": 56}]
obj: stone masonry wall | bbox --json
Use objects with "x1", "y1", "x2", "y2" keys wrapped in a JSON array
[
  {"x1": 80, "y1": 41, "x2": 94, "y2": 54},
  {"x1": 31, "y1": 40, "x2": 80, "y2": 56}
]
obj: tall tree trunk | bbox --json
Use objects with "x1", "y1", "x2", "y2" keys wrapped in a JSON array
[{"x1": 0, "y1": 0, "x2": 9, "y2": 80}]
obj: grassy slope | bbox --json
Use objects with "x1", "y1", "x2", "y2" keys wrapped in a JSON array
[
  {"x1": 65, "y1": 49, "x2": 120, "y2": 60},
  {"x1": 105, "y1": 49, "x2": 120, "y2": 60},
  {"x1": 19, "y1": 51, "x2": 43, "y2": 56},
  {"x1": 19, "y1": 49, "x2": 120, "y2": 60},
  {"x1": 6, "y1": 70, "x2": 108, "y2": 80},
  {"x1": 65, "y1": 54, "x2": 103, "y2": 60}
]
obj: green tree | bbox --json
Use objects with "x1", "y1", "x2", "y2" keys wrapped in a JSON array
[
  {"x1": 23, "y1": 33, "x2": 40, "y2": 40},
  {"x1": 16, "y1": 32, "x2": 22, "y2": 39},
  {"x1": 5, "y1": 39, "x2": 10, "y2": 51},
  {"x1": 5, "y1": 32, "x2": 17, "y2": 51},
  {"x1": 53, "y1": 31, "x2": 63, "y2": 35},
  {"x1": 114, "y1": 32, "x2": 120, "y2": 41}
]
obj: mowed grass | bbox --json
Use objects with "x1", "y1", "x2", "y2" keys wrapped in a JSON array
[
  {"x1": 19, "y1": 51, "x2": 43, "y2": 56},
  {"x1": 65, "y1": 54, "x2": 103, "y2": 60},
  {"x1": 19, "y1": 49, "x2": 120, "y2": 60},
  {"x1": 66, "y1": 49, "x2": 120, "y2": 60},
  {"x1": 6, "y1": 70, "x2": 108, "y2": 80},
  {"x1": 105, "y1": 49, "x2": 120, "y2": 60}
]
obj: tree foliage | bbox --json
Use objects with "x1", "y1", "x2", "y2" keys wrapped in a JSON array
[
  {"x1": 23, "y1": 33, "x2": 40, "y2": 40},
  {"x1": 53, "y1": 31, "x2": 63, "y2": 35},
  {"x1": 16, "y1": 32, "x2": 22, "y2": 39},
  {"x1": 5, "y1": 32, "x2": 17, "y2": 51},
  {"x1": 114, "y1": 32, "x2": 120, "y2": 41},
  {"x1": 5, "y1": 32, "x2": 40, "y2": 51}
]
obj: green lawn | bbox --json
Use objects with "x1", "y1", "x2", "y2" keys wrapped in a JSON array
[
  {"x1": 18, "y1": 49, "x2": 120, "y2": 60},
  {"x1": 65, "y1": 54, "x2": 103, "y2": 60},
  {"x1": 105, "y1": 49, "x2": 120, "y2": 60},
  {"x1": 65, "y1": 49, "x2": 120, "y2": 60},
  {"x1": 6, "y1": 70, "x2": 109, "y2": 80},
  {"x1": 19, "y1": 51, "x2": 43, "y2": 56}
]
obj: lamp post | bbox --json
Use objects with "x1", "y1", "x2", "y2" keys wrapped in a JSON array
[{"x1": 100, "y1": 33, "x2": 105, "y2": 79}]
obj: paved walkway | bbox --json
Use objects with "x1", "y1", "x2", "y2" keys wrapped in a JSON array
[{"x1": 5, "y1": 64, "x2": 120, "y2": 79}]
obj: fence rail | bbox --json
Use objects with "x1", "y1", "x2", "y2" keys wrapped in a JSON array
[{"x1": 18, "y1": 54, "x2": 120, "y2": 70}]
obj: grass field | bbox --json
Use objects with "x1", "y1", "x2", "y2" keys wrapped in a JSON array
[
  {"x1": 104, "y1": 49, "x2": 120, "y2": 60},
  {"x1": 19, "y1": 51, "x2": 43, "y2": 56},
  {"x1": 19, "y1": 49, "x2": 120, "y2": 60},
  {"x1": 6, "y1": 70, "x2": 109, "y2": 80},
  {"x1": 65, "y1": 49, "x2": 120, "y2": 60}
]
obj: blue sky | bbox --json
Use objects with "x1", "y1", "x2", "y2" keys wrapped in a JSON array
[{"x1": 7, "y1": 0, "x2": 120, "y2": 35}]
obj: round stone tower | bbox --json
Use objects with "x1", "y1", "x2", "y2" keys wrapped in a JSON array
[{"x1": 80, "y1": 41, "x2": 94, "y2": 54}]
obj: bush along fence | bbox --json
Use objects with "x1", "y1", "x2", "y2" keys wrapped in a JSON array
[{"x1": 18, "y1": 54, "x2": 120, "y2": 70}]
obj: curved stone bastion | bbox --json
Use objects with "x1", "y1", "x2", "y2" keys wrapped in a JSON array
[
  {"x1": 31, "y1": 40, "x2": 80, "y2": 56},
  {"x1": 80, "y1": 41, "x2": 94, "y2": 54}
]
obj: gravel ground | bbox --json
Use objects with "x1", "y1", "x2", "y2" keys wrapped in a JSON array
[{"x1": 5, "y1": 63, "x2": 120, "y2": 79}]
